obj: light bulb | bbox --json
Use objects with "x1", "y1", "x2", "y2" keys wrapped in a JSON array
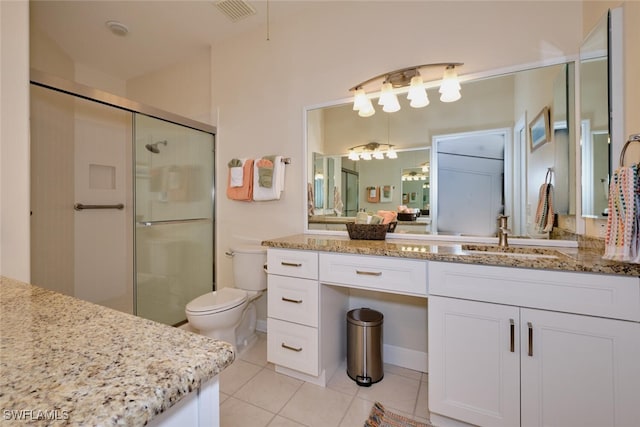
[
  {"x1": 373, "y1": 151, "x2": 384, "y2": 160},
  {"x1": 386, "y1": 148, "x2": 398, "y2": 159},
  {"x1": 358, "y1": 98, "x2": 375, "y2": 117},
  {"x1": 439, "y1": 66, "x2": 462, "y2": 102},
  {"x1": 360, "y1": 152, "x2": 372, "y2": 160},
  {"x1": 353, "y1": 88, "x2": 369, "y2": 111},
  {"x1": 378, "y1": 82, "x2": 401, "y2": 113},
  {"x1": 408, "y1": 75, "x2": 430, "y2": 108},
  {"x1": 348, "y1": 150, "x2": 360, "y2": 161}
]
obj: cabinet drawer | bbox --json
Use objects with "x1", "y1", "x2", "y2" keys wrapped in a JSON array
[
  {"x1": 429, "y1": 261, "x2": 640, "y2": 321},
  {"x1": 319, "y1": 253, "x2": 427, "y2": 296},
  {"x1": 268, "y1": 275, "x2": 319, "y2": 327},
  {"x1": 267, "y1": 249, "x2": 318, "y2": 280},
  {"x1": 267, "y1": 318, "x2": 318, "y2": 376}
]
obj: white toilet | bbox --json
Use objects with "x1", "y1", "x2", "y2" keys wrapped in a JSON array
[{"x1": 185, "y1": 245, "x2": 267, "y2": 352}]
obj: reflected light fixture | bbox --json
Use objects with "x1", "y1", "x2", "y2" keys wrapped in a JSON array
[
  {"x1": 350, "y1": 62, "x2": 463, "y2": 117},
  {"x1": 347, "y1": 142, "x2": 397, "y2": 161}
]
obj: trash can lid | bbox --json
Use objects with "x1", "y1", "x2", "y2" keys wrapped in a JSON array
[{"x1": 347, "y1": 308, "x2": 383, "y2": 326}]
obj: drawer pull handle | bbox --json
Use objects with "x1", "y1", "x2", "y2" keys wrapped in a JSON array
[
  {"x1": 282, "y1": 297, "x2": 303, "y2": 304},
  {"x1": 281, "y1": 262, "x2": 302, "y2": 267},
  {"x1": 281, "y1": 343, "x2": 302, "y2": 352},
  {"x1": 356, "y1": 270, "x2": 382, "y2": 276},
  {"x1": 527, "y1": 322, "x2": 533, "y2": 357},
  {"x1": 509, "y1": 318, "x2": 515, "y2": 353}
]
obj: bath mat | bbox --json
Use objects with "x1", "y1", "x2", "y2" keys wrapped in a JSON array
[{"x1": 364, "y1": 402, "x2": 433, "y2": 427}]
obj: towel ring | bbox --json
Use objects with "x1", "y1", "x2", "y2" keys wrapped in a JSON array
[{"x1": 619, "y1": 133, "x2": 640, "y2": 167}]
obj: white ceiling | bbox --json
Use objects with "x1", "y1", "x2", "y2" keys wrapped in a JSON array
[{"x1": 30, "y1": 0, "x2": 309, "y2": 81}]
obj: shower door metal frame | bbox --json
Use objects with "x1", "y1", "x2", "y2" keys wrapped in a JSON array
[{"x1": 30, "y1": 70, "x2": 217, "y2": 322}]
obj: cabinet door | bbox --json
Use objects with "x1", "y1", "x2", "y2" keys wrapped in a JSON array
[
  {"x1": 429, "y1": 296, "x2": 520, "y2": 427},
  {"x1": 521, "y1": 309, "x2": 640, "y2": 427}
]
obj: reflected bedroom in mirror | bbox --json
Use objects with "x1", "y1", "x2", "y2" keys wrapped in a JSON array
[{"x1": 306, "y1": 61, "x2": 577, "y2": 239}]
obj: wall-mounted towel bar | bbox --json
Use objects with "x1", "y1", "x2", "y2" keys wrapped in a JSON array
[
  {"x1": 74, "y1": 203, "x2": 124, "y2": 211},
  {"x1": 619, "y1": 133, "x2": 640, "y2": 166},
  {"x1": 137, "y1": 218, "x2": 211, "y2": 227}
]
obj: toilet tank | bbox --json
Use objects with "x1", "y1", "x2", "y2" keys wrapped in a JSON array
[{"x1": 231, "y1": 245, "x2": 267, "y2": 291}]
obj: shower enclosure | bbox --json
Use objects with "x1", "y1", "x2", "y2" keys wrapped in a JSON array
[{"x1": 29, "y1": 71, "x2": 215, "y2": 326}]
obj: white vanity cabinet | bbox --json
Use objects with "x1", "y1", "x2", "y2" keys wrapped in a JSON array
[
  {"x1": 428, "y1": 261, "x2": 640, "y2": 427},
  {"x1": 266, "y1": 248, "x2": 348, "y2": 385}
]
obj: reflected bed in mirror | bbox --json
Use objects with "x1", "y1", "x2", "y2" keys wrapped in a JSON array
[{"x1": 306, "y1": 61, "x2": 576, "y2": 241}]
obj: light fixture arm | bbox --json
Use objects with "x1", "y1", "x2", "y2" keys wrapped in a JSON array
[{"x1": 349, "y1": 62, "x2": 464, "y2": 92}]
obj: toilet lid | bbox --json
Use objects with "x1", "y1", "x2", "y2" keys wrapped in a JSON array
[{"x1": 186, "y1": 288, "x2": 247, "y2": 313}]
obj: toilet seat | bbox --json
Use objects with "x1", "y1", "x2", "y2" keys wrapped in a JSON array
[{"x1": 185, "y1": 288, "x2": 247, "y2": 315}]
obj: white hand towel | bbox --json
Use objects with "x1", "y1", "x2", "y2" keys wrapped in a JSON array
[{"x1": 230, "y1": 166, "x2": 244, "y2": 187}]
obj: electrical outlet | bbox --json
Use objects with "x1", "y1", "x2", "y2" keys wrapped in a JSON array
[{"x1": 597, "y1": 222, "x2": 607, "y2": 238}]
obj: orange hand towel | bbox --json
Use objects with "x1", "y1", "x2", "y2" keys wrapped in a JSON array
[{"x1": 226, "y1": 159, "x2": 254, "y2": 201}]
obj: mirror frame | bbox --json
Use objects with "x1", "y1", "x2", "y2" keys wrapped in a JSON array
[{"x1": 303, "y1": 59, "x2": 581, "y2": 246}]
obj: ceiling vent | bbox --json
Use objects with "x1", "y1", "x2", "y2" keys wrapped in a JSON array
[{"x1": 214, "y1": 0, "x2": 256, "y2": 22}]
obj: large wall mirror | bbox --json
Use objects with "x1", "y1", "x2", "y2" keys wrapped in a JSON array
[
  {"x1": 580, "y1": 8, "x2": 622, "y2": 219},
  {"x1": 306, "y1": 61, "x2": 576, "y2": 239}
]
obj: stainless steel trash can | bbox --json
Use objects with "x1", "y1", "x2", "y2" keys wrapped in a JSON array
[{"x1": 347, "y1": 308, "x2": 383, "y2": 386}]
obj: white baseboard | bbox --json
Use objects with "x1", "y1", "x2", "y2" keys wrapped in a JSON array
[
  {"x1": 256, "y1": 319, "x2": 267, "y2": 333},
  {"x1": 383, "y1": 344, "x2": 428, "y2": 373}
]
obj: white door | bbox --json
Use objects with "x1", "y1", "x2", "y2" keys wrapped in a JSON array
[
  {"x1": 520, "y1": 309, "x2": 640, "y2": 427},
  {"x1": 429, "y1": 296, "x2": 520, "y2": 427}
]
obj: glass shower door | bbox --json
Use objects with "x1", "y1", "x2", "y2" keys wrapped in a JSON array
[{"x1": 134, "y1": 114, "x2": 214, "y2": 326}]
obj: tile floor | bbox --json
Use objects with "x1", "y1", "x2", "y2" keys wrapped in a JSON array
[{"x1": 219, "y1": 332, "x2": 430, "y2": 427}]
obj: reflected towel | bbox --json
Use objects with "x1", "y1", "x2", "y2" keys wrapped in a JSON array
[
  {"x1": 603, "y1": 165, "x2": 640, "y2": 262},
  {"x1": 333, "y1": 186, "x2": 343, "y2": 216},
  {"x1": 376, "y1": 210, "x2": 397, "y2": 225},
  {"x1": 307, "y1": 182, "x2": 315, "y2": 217},
  {"x1": 534, "y1": 182, "x2": 554, "y2": 233},
  {"x1": 226, "y1": 159, "x2": 253, "y2": 201}
]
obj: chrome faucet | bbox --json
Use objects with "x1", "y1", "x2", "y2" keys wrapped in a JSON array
[{"x1": 497, "y1": 215, "x2": 510, "y2": 248}]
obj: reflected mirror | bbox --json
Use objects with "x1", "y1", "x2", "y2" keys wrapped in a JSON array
[
  {"x1": 306, "y1": 62, "x2": 575, "y2": 238},
  {"x1": 580, "y1": 11, "x2": 610, "y2": 218}
]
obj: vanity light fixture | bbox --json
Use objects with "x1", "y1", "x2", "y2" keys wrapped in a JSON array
[
  {"x1": 348, "y1": 142, "x2": 397, "y2": 161},
  {"x1": 401, "y1": 171, "x2": 428, "y2": 181},
  {"x1": 350, "y1": 62, "x2": 463, "y2": 117}
]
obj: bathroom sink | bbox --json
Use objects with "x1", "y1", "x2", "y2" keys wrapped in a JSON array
[
  {"x1": 460, "y1": 245, "x2": 561, "y2": 260},
  {"x1": 462, "y1": 250, "x2": 559, "y2": 260}
]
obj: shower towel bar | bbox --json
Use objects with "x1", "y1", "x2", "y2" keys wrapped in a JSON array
[
  {"x1": 137, "y1": 218, "x2": 211, "y2": 227},
  {"x1": 74, "y1": 203, "x2": 124, "y2": 211}
]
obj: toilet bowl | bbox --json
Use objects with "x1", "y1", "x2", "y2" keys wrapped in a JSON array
[{"x1": 185, "y1": 244, "x2": 267, "y2": 352}]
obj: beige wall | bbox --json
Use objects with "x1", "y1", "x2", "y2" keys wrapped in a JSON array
[
  {"x1": 212, "y1": 1, "x2": 582, "y2": 288},
  {"x1": 1, "y1": 0, "x2": 30, "y2": 281},
  {"x1": 127, "y1": 49, "x2": 212, "y2": 124}
]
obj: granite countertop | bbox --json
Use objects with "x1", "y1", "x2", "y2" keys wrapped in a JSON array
[
  {"x1": 0, "y1": 277, "x2": 234, "y2": 426},
  {"x1": 261, "y1": 234, "x2": 640, "y2": 277}
]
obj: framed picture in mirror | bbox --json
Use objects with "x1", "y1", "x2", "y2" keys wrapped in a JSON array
[{"x1": 529, "y1": 106, "x2": 551, "y2": 151}]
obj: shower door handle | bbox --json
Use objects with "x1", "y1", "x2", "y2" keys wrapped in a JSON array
[
  {"x1": 137, "y1": 218, "x2": 211, "y2": 226},
  {"x1": 74, "y1": 203, "x2": 124, "y2": 211}
]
